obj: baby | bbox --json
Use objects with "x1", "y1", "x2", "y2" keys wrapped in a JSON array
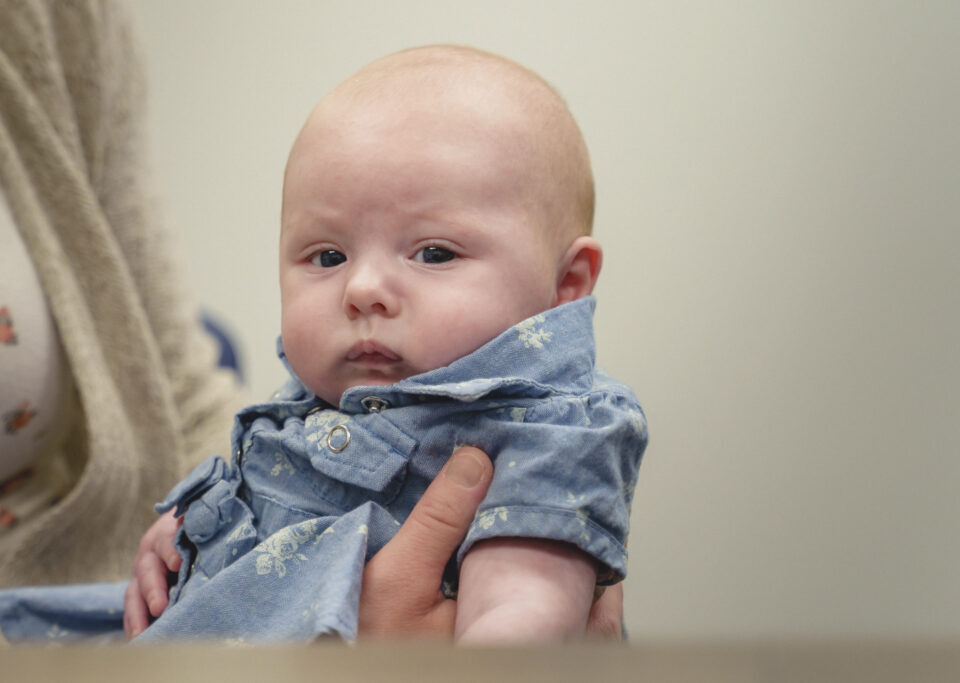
[{"x1": 135, "y1": 45, "x2": 646, "y2": 644}]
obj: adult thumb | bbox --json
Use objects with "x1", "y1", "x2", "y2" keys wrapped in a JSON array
[{"x1": 390, "y1": 446, "x2": 493, "y2": 580}]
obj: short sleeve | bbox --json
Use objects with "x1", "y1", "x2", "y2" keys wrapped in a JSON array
[{"x1": 456, "y1": 388, "x2": 647, "y2": 584}]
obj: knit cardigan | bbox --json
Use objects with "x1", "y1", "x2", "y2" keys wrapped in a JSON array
[{"x1": 0, "y1": 0, "x2": 246, "y2": 586}]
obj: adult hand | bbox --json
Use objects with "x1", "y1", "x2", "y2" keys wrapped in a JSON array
[
  {"x1": 357, "y1": 446, "x2": 624, "y2": 640},
  {"x1": 123, "y1": 509, "x2": 182, "y2": 639},
  {"x1": 358, "y1": 446, "x2": 493, "y2": 638},
  {"x1": 587, "y1": 583, "x2": 624, "y2": 640}
]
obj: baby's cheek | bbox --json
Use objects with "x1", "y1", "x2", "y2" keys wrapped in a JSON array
[
  {"x1": 282, "y1": 333, "x2": 330, "y2": 399},
  {"x1": 417, "y1": 312, "x2": 509, "y2": 369}
]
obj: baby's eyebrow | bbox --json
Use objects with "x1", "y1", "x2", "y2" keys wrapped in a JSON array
[
  {"x1": 281, "y1": 208, "x2": 350, "y2": 237},
  {"x1": 405, "y1": 209, "x2": 484, "y2": 232}
]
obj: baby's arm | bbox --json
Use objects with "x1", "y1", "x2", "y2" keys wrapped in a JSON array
[{"x1": 454, "y1": 537, "x2": 598, "y2": 644}]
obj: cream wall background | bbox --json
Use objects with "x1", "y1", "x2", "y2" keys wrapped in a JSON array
[{"x1": 131, "y1": 1, "x2": 959, "y2": 638}]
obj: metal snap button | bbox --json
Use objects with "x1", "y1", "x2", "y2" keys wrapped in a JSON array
[
  {"x1": 361, "y1": 396, "x2": 389, "y2": 413},
  {"x1": 326, "y1": 424, "x2": 351, "y2": 452}
]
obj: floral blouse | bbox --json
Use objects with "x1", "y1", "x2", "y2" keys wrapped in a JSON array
[{"x1": 0, "y1": 193, "x2": 73, "y2": 530}]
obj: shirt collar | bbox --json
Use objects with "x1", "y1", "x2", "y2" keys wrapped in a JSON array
[{"x1": 272, "y1": 296, "x2": 597, "y2": 414}]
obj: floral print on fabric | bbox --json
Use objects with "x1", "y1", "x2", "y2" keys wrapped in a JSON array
[
  {"x1": 0, "y1": 306, "x2": 16, "y2": 345},
  {"x1": 515, "y1": 314, "x2": 553, "y2": 349},
  {"x1": 255, "y1": 520, "x2": 323, "y2": 578},
  {"x1": 0, "y1": 297, "x2": 647, "y2": 644}
]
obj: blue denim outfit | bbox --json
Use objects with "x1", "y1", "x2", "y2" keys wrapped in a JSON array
[{"x1": 0, "y1": 297, "x2": 646, "y2": 644}]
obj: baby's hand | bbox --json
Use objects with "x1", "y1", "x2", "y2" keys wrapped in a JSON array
[{"x1": 123, "y1": 510, "x2": 182, "y2": 639}]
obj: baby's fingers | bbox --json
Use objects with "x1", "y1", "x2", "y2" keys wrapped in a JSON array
[
  {"x1": 123, "y1": 578, "x2": 149, "y2": 639},
  {"x1": 134, "y1": 550, "x2": 172, "y2": 618},
  {"x1": 144, "y1": 510, "x2": 183, "y2": 572},
  {"x1": 155, "y1": 521, "x2": 183, "y2": 572}
]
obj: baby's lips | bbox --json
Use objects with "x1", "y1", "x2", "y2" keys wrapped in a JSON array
[{"x1": 346, "y1": 340, "x2": 401, "y2": 361}]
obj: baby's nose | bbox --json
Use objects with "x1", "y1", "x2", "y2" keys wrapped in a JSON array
[{"x1": 342, "y1": 263, "x2": 399, "y2": 318}]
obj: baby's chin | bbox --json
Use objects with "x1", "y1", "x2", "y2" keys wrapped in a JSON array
[
  {"x1": 314, "y1": 374, "x2": 416, "y2": 408},
  {"x1": 310, "y1": 352, "x2": 470, "y2": 406}
]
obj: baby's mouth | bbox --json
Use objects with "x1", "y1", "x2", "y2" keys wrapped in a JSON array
[{"x1": 346, "y1": 341, "x2": 402, "y2": 364}]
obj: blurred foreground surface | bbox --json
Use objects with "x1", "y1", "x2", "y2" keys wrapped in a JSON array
[{"x1": 6, "y1": 640, "x2": 960, "y2": 683}]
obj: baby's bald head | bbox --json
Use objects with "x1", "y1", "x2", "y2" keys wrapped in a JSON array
[
  {"x1": 288, "y1": 45, "x2": 594, "y2": 246},
  {"x1": 280, "y1": 47, "x2": 603, "y2": 402}
]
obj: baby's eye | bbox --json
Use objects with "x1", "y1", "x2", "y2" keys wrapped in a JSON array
[
  {"x1": 311, "y1": 250, "x2": 347, "y2": 267},
  {"x1": 415, "y1": 246, "x2": 457, "y2": 264}
]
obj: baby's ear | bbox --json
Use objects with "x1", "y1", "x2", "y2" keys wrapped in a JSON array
[{"x1": 553, "y1": 236, "x2": 603, "y2": 307}]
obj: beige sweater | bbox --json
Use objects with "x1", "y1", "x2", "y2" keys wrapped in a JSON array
[{"x1": 0, "y1": 0, "x2": 246, "y2": 586}]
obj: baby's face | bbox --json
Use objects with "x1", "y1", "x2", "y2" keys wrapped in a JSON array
[{"x1": 279, "y1": 84, "x2": 564, "y2": 406}]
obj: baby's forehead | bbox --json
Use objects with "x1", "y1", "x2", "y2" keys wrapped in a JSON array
[{"x1": 291, "y1": 46, "x2": 594, "y2": 239}]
